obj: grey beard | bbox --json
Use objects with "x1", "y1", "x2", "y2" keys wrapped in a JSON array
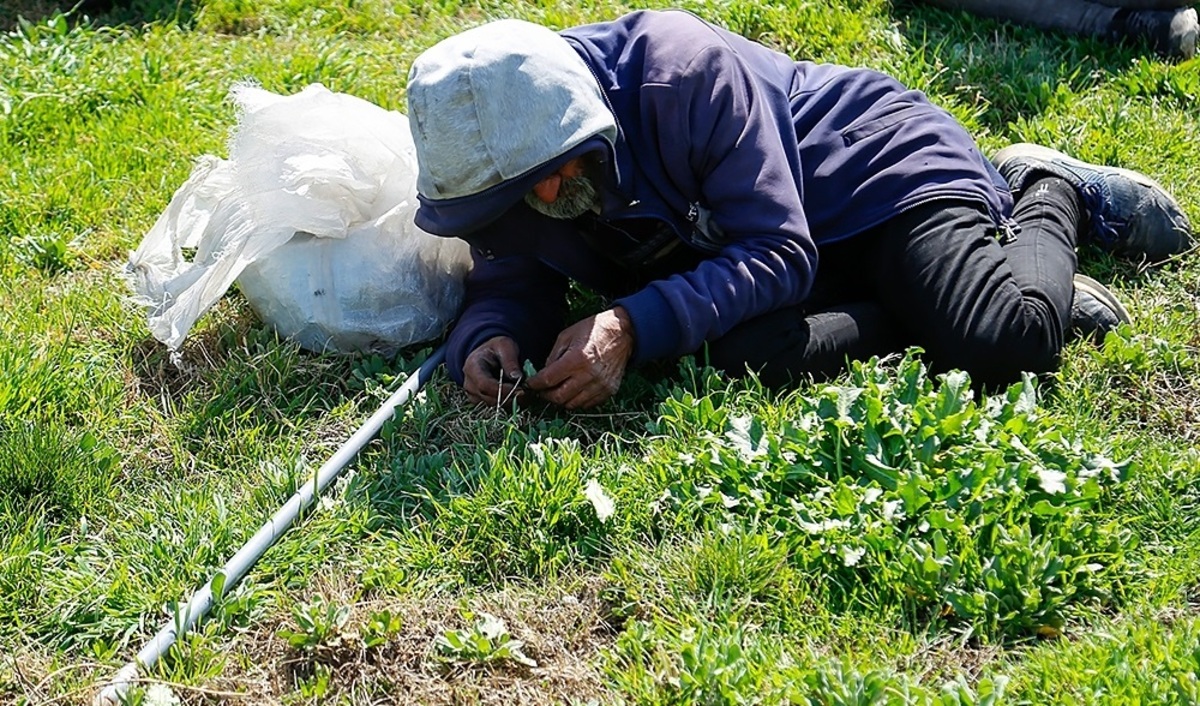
[{"x1": 524, "y1": 175, "x2": 599, "y2": 220}]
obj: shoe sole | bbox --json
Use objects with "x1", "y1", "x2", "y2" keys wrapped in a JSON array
[{"x1": 1074, "y1": 273, "x2": 1132, "y2": 326}]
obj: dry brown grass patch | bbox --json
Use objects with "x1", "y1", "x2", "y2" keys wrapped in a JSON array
[{"x1": 184, "y1": 579, "x2": 615, "y2": 705}]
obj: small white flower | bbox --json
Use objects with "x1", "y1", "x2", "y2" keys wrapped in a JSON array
[
  {"x1": 584, "y1": 479, "x2": 615, "y2": 523},
  {"x1": 863, "y1": 488, "x2": 883, "y2": 504},
  {"x1": 841, "y1": 545, "x2": 866, "y2": 567},
  {"x1": 143, "y1": 684, "x2": 180, "y2": 706},
  {"x1": 477, "y1": 611, "x2": 508, "y2": 640}
]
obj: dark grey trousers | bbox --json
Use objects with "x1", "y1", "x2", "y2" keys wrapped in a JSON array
[
  {"x1": 922, "y1": 0, "x2": 1192, "y2": 36},
  {"x1": 706, "y1": 178, "x2": 1081, "y2": 390},
  {"x1": 924, "y1": 0, "x2": 1192, "y2": 18}
]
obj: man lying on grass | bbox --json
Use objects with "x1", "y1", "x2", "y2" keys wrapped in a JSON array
[{"x1": 405, "y1": 9, "x2": 1193, "y2": 409}]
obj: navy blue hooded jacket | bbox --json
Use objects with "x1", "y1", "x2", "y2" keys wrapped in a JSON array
[{"x1": 407, "y1": 10, "x2": 1014, "y2": 384}]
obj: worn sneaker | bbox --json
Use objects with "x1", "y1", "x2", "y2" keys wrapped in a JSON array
[
  {"x1": 994, "y1": 143, "x2": 1193, "y2": 262},
  {"x1": 1110, "y1": 7, "x2": 1198, "y2": 59},
  {"x1": 1071, "y1": 274, "x2": 1132, "y2": 344}
]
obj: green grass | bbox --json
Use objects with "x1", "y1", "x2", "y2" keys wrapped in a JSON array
[{"x1": 2, "y1": 0, "x2": 1199, "y2": 703}]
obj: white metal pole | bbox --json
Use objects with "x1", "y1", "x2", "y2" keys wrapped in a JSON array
[{"x1": 95, "y1": 346, "x2": 445, "y2": 705}]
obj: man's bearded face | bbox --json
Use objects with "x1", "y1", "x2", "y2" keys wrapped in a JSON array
[{"x1": 524, "y1": 166, "x2": 600, "y2": 220}]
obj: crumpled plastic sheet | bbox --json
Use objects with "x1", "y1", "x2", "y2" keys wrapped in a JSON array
[{"x1": 126, "y1": 82, "x2": 471, "y2": 355}]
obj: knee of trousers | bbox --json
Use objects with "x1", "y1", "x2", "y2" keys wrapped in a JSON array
[
  {"x1": 928, "y1": 290, "x2": 1066, "y2": 384},
  {"x1": 929, "y1": 324, "x2": 1062, "y2": 387},
  {"x1": 941, "y1": 340, "x2": 1060, "y2": 387}
]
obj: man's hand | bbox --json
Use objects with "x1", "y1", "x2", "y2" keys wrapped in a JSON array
[
  {"x1": 463, "y1": 335, "x2": 525, "y2": 407},
  {"x1": 527, "y1": 307, "x2": 635, "y2": 410}
]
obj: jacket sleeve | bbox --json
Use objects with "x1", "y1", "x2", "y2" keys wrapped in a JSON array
[
  {"x1": 445, "y1": 250, "x2": 569, "y2": 384},
  {"x1": 614, "y1": 42, "x2": 819, "y2": 363}
]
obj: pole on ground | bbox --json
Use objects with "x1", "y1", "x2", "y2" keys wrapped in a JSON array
[{"x1": 95, "y1": 346, "x2": 445, "y2": 705}]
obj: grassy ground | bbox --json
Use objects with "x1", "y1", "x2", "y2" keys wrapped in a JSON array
[{"x1": 1, "y1": 0, "x2": 1198, "y2": 703}]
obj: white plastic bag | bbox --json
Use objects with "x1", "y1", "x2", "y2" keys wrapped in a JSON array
[{"x1": 127, "y1": 83, "x2": 471, "y2": 354}]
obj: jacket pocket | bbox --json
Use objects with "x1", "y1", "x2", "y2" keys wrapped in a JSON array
[{"x1": 841, "y1": 102, "x2": 939, "y2": 146}]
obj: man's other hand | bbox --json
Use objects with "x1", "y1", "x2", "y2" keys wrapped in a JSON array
[
  {"x1": 527, "y1": 307, "x2": 635, "y2": 410},
  {"x1": 463, "y1": 335, "x2": 525, "y2": 406}
]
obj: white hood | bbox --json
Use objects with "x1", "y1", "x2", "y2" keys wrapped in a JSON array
[{"x1": 406, "y1": 18, "x2": 617, "y2": 202}]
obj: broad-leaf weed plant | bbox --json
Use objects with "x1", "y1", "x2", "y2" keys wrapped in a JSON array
[{"x1": 647, "y1": 353, "x2": 1131, "y2": 641}]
